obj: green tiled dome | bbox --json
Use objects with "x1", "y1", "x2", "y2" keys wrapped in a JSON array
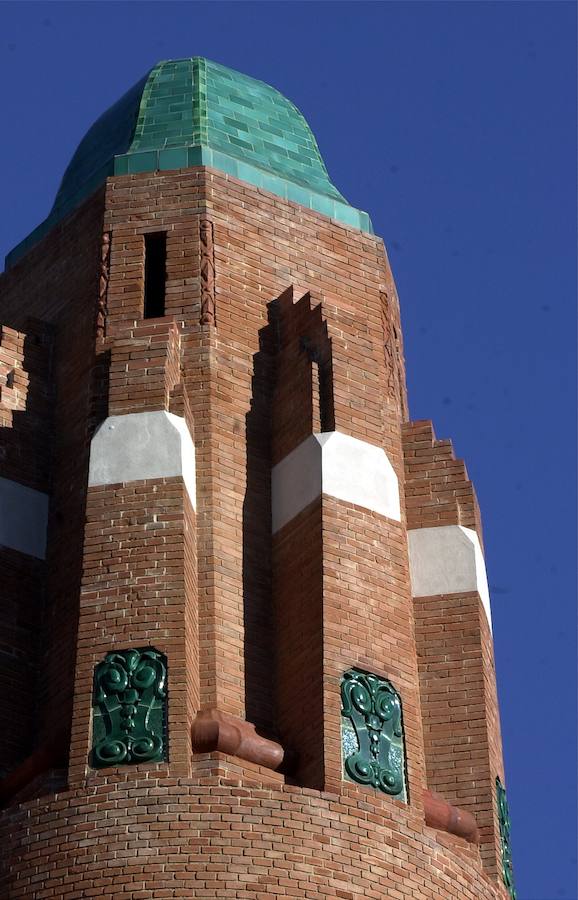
[{"x1": 7, "y1": 57, "x2": 372, "y2": 268}]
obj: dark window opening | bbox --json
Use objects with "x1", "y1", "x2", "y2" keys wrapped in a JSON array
[{"x1": 144, "y1": 233, "x2": 167, "y2": 318}]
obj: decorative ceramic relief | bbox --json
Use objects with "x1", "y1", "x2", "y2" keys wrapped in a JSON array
[
  {"x1": 340, "y1": 668, "x2": 407, "y2": 801},
  {"x1": 92, "y1": 648, "x2": 167, "y2": 767},
  {"x1": 496, "y1": 777, "x2": 516, "y2": 898}
]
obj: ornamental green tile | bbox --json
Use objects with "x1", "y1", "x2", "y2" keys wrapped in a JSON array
[
  {"x1": 6, "y1": 55, "x2": 373, "y2": 268},
  {"x1": 91, "y1": 648, "x2": 168, "y2": 767},
  {"x1": 340, "y1": 668, "x2": 408, "y2": 802},
  {"x1": 496, "y1": 778, "x2": 516, "y2": 899}
]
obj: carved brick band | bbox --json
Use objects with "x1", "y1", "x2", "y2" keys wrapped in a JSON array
[
  {"x1": 97, "y1": 231, "x2": 111, "y2": 342},
  {"x1": 199, "y1": 218, "x2": 216, "y2": 326}
]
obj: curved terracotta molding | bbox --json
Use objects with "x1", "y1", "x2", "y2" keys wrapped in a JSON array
[
  {"x1": 191, "y1": 708, "x2": 294, "y2": 773},
  {"x1": 423, "y1": 788, "x2": 479, "y2": 844},
  {"x1": 0, "y1": 728, "x2": 68, "y2": 809}
]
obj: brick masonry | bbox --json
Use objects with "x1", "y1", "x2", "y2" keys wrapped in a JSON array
[
  {"x1": 404, "y1": 420, "x2": 505, "y2": 878},
  {"x1": 0, "y1": 166, "x2": 511, "y2": 898}
]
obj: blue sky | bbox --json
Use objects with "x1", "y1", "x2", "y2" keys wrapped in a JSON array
[{"x1": 0, "y1": 3, "x2": 575, "y2": 898}]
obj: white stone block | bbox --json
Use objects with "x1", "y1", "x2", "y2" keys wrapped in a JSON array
[
  {"x1": 271, "y1": 431, "x2": 400, "y2": 533},
  {"x1": 407, "y1": 525, "x2": 492, "y2": 628},
  {"x1": 88, "y1": 411, "x2": 196, "y2": 509}
]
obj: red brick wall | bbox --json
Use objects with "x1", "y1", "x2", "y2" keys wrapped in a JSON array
[
  {"x1": 321, "y1": 497, "x2": 426, "y2": 804},
  {"x1": 403, "y1": 419, "x2": 482, "y2": 538},
  {"x1": 403, "y1": 420, "x2": 505, "y2": 877},
  {"x1": 69, "y1": 478, "x2": 197, "y2": 786},
  {"x1": 0, "y1": 192, "x2": 104, "y2": 765},
  {"x1": 415, "y1": 592, "x2": 505, "y2": 877},
  {"x1": 0, "y1": 168, "x2": 510, "y2": 898},
  {"x1": 0, "y1": 762, "x2": 510, "y2": 900}
]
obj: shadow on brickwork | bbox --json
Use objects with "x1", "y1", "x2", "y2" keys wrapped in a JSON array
[
  {"x1": 242, "y1": 304, "x2": 278, "y2": 737},
  {"x1": 0, "y1": 321, "x2": 55, "y2": 776},
  {"x1": 36, "y1": 307, "x2": 101, "y2": 791},
  {"x1": 88, "y1": 348, "x2": 110, "y2": 438},
  {"x1": 0, "y1": 309, "x2": 106, "y2": 791}
]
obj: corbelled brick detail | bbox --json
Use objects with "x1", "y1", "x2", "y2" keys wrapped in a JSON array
[
  {"x1": 0, "y1": 325, "x2": 27, "y2": 424},
  {"x1": 107, "y1": 319, "x2": 182, "y2": 416},
  {"x1": 403, "y1": 419, "x2": 483, "y2": 538},
  {"x1": 0, "y1": 318, "x2": 54, "y2": 489},
  {"x1": 272, "y1": 286, "x2": 334, "y2": 464},
  {"x1": 0, "y1": 319, "x2": 54, "y2": 767}
]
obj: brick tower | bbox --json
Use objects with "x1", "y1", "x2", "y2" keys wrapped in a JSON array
[{"x1": 0, "y1": 58, "x2": 515, "y2": 899}]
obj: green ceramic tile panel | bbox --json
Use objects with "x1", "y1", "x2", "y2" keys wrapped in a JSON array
[
  {"x1": 128, "y1": 150, "x2": 159, "y2": 174},
  {"x1": 335, "y1": 205, "x2": 360, "y2": 228},
  {"x1": 6, "y1": 56, "x2": 373, "y2": 269},
  {"x1": 236, "y1": 161, "x2": 261, "y2": 186},
  {"x1": 341, "y1": 668, "x2": 408, "y2": 803},
  {"x1": 286, "y1": 184, "x2": 310, "y2": 208},
  {"x1": 159, "y1": 147, "x2": 188, "y2": 170},
  {"x1": 311, "y1": 194, "x2": 335, "y2": 218},
  {"x1": 113, "y1": 156, "x2": 129, "y2": 176},
  {"x1": 92, "y1": 648, "x2": 168, "y2": 767}
]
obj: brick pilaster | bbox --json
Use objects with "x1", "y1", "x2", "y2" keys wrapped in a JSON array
[{"x1": 403, "y1": 419, "x2": 505, "y2": 878}]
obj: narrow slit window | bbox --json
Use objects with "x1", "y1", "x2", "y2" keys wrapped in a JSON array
[{"x1": 144, "y1": 233, "x2": 167, "y2": 318}]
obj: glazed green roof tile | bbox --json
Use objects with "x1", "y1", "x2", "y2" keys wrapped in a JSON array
[{"x1": 6, "y1": 57, "x2": 372, "y2": 268}]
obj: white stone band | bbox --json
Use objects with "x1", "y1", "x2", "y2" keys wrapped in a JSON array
[
  {"x1": 271, "y1": 431, "x2": 400, "y2": 533},
  {"x1": 407, "y1": 525, "x2": 492, "y2": 628},
  {"x1": 0, "y1": 476, "x2": 49, "y2": 559},
  {"x1": 88, "y1": 411, "x2": 196, "y2": 509}
]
